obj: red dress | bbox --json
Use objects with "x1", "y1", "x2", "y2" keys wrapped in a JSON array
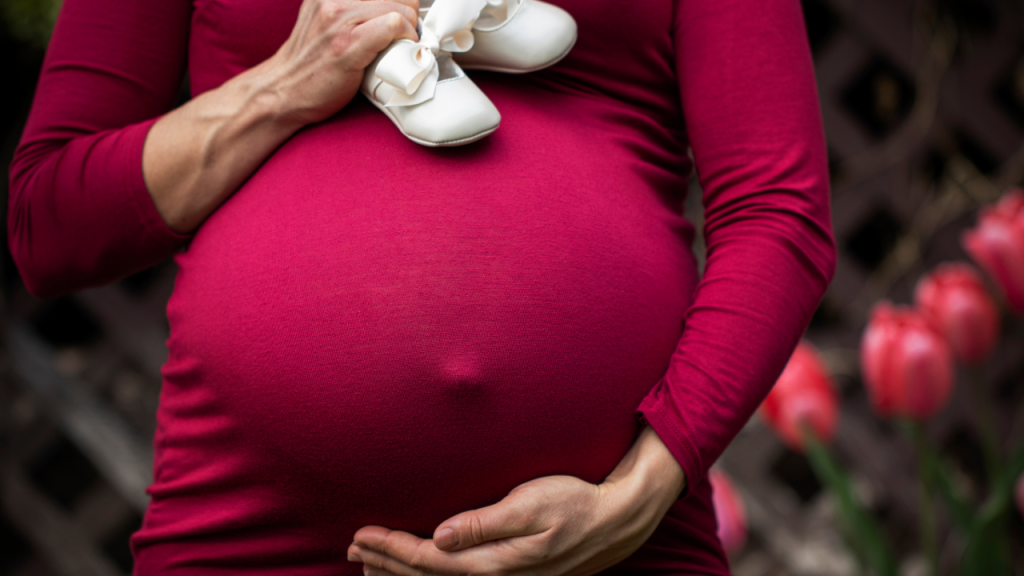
[{"x1": 8, "y1": 0, "x2": 836, "y2": 573}]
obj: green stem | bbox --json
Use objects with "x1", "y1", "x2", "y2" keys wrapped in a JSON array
[
  {"x1": 802, "y1": 426, "x2": 898, "y2": 576},
  {"x1": 968, "y1": 366, "x2": 1001, "y2": 484},
  {"x1": 910, "y1": 422, "x2": 940, "y2": 576},
  {"x1": 926, "y1": 444, "x2": 973, "y2": 531},
  {"x1": 976, "y1": 440, "x2": 1024, "y2": 527},
  {"x1": 956, "y1": 440, "x2": 1024, "y2": 576}
]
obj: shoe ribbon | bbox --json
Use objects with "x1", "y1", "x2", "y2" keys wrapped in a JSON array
[{"x1": 375, "y1": 0, "x2": 501, "y2": 107}]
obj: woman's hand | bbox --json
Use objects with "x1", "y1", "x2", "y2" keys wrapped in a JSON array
[
  {"x1": 347, "y1": 426, "x2": 686, "y2": 576},
  {"x1": 264, "y1": 0, "x2": 420, "y2": 127},
  {"x1": 143, "y1": 0, "x2": 419, "y2": 233}
]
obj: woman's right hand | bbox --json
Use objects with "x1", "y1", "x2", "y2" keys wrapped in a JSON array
[
  {"x1": 143, "y1": 0, "x2": 419, "y2": 234},
  {"x1": 264, "y1": 0, "x2": 420, "y2": 127}
]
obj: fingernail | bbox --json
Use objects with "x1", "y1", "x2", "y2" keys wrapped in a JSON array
[
  {"x1": 435, "y1": 527, "x2": 458, "y2": 550},
  {"x1": 347, "y1": 542, "x2": 363, "y2": 562}
]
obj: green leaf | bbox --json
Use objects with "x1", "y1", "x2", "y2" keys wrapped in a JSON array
[
  {"x1": 803, "y1": 432, "x2": 898, "y2": 576},
  {"x1": 907, "y1": 426, "x2": 973, "y2": 531},
  {"x1": 956, "y1": 436, "x2": 1024, "y2": 576},
  {"x1": 959, "y1": 514, "x2": 1010, "y2": 576}
]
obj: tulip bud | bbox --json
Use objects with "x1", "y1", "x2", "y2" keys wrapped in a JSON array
[
  {"x1": 962, "y1": 188, "x2": 1024, "y2": 314},
  {"x1": 709, "y1": 468, "x2": 747, "y2": 555},
  {"x1": 914, "y1": 262, "x2": 1000, "y2": 364},
  {"x1": 759, "y1": 341, "x2": 838, "y2": 451},
  {"x1": 860, "y1": 302, "x2": 954, "y2": 419}
]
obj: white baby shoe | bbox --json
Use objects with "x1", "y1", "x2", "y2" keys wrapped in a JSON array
[
  {"x1": 363, "y1": 47, "x2": 500, "y2": 146},
  {"x1": 421, "y1": 0, "x2": 578, "y2": 73},
  {"x1": 361, "y1": 0, "x2": 501, "y2": 147}
]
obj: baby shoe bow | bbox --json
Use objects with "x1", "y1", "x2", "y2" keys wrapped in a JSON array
[
  {"x1": 374, "y1": 0, "x2": 495, "y2": 107},
  {"x1": 420, "y1": 0, "x2": 578, "y2": 74}
]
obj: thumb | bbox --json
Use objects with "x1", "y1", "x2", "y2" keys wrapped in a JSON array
[{"x1": 433, "y1": 492, "x2": 545, "y2": 552}]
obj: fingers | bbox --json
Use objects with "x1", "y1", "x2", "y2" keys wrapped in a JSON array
[
  {"x1": 351, "y1": 545, "x2": 428, "y2": 576},
  {"x1": 366, "y1": 0, "x2": 420, "y2": 12},
  {"x1": 351, "y1": 528, "x2": 448, "y2": 575},
  {"x1": 433, "y1": 490, "x2": 547, "y2": 552},
  {"x1": 352, "y1": 10, "x2": 419, "y2": 54},
  {"x1": 352, "y1": 525, "x2": 555, "y2": 575},
  {"x1": 348, "y1": 0, "x2": 419, "y2": 31}
]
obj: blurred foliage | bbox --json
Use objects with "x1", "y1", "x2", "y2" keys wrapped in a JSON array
[{"x1": 1, "y1": 0, "x2": 61, "y2": 48}]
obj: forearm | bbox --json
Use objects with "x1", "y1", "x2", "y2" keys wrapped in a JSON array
[
  {"x1": 142, "y1": 59, "x2": 303, "y2": 234},
  {"x1": 632, "y1": 0, "x2": 835, "y2": 497},
  {"x1": 9, "y1": 0, "x2": 417, "y2": 297},
  {"x1": 142, "y1": 0, "x2": 420, "y2": 235}
]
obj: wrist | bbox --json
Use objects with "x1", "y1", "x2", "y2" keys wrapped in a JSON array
[
  {"x1": 602, "y1": 426, "x2": 686, "y2": 516},
  {"x1": 230, "y1": 58, "x2": 307, "y2": 136},
  {"x1": 631, "y1": 426, "x2": 687, "y2": 501}
]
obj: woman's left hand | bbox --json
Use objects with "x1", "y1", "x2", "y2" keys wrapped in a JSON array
[{"x1": 347, "y1": 425, "x2": 686, "y2": 576}]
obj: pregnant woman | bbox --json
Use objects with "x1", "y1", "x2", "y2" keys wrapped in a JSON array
[{"x1": 8, "y1": 0, "x2": 836, "y2": 573}]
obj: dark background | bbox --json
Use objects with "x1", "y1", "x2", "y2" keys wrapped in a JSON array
[{"x1": 2, "y1": 0, "x2": 1024, "y2": 574}]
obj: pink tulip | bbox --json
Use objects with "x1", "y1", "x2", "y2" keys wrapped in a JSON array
[
  {"x1": 915, "y1": 263, "x2": 1000, "y2": 364},
  {"x1": 759, "y1": 341, "x2": 838, "y2": 451},
  {"x1": 860, "y1": 302, "x2": 954, "y2": 419},
  {"x1": 962, "y1": 188, "x2": 1024, "y2": 314},
  {"x1": 709, "y1": 468, "x2": 747, "y2": 555}
]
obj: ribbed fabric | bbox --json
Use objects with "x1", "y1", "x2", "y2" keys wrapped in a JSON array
[{"x1": 8, "y1": 0, "x2": 836, "y2": 573}]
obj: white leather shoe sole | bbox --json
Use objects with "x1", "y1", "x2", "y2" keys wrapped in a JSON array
[{"x1": 362, "y1": 48, "x2": 501, "y2": 147}]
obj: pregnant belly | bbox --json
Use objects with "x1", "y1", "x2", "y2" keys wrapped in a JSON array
[{"x1": 140, "y1": 95, "x2": 697, "y2": 570}]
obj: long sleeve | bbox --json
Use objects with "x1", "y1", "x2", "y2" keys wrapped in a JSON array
[
  {"x1": 8, "y1": 0, "x2": 193, "y2": 299},
  {"x1": 637, "y1": 0, "x2": 837, "y2": 496}
]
